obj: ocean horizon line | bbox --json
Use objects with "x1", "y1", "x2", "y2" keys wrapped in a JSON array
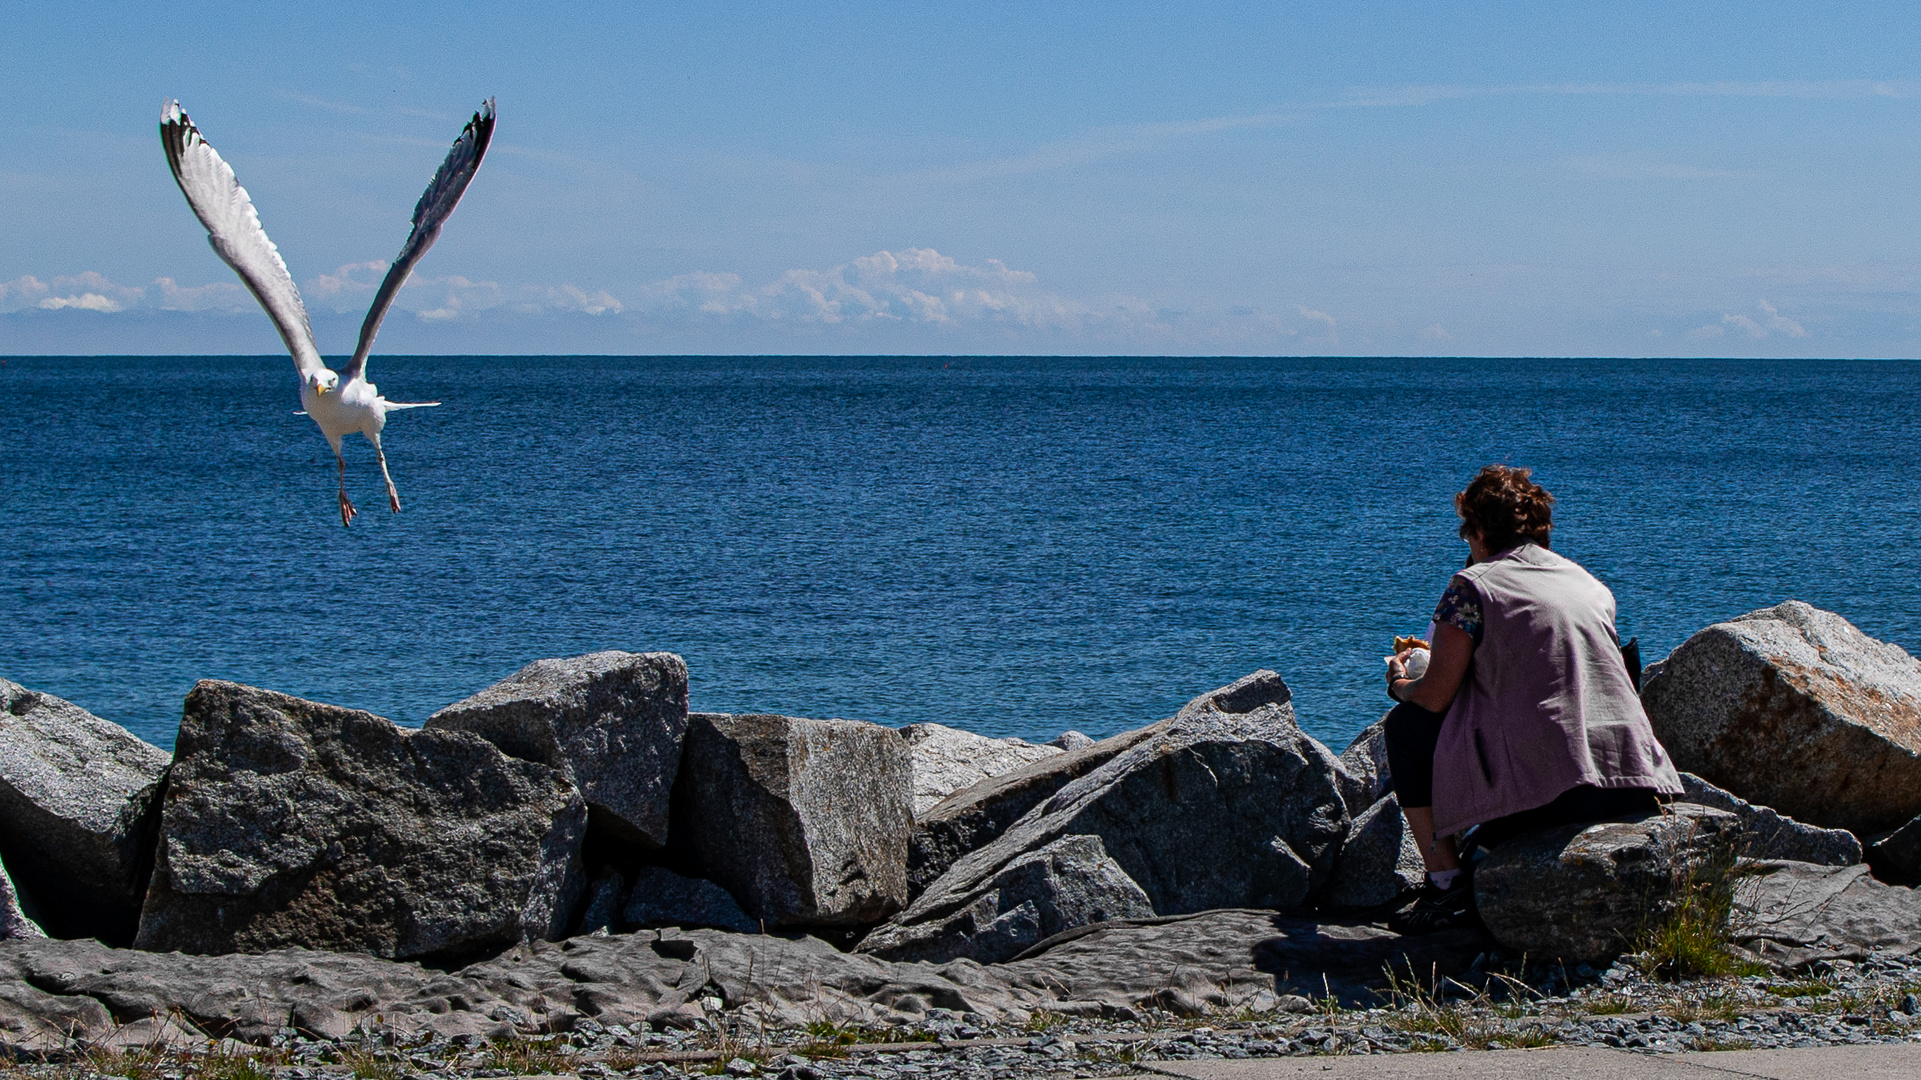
[{"x1": 4, "y1": 352, "x2": 1919, "y2": 363}]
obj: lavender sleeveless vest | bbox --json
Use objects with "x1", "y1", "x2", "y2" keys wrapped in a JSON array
[{"x1": 1431, "y1": 543, "x2": 1682, "y2": 836}]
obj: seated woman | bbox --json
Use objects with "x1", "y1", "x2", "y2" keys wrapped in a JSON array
[{"x1": 1382, "y1": 465, "x2": 1682, "y2": 933}]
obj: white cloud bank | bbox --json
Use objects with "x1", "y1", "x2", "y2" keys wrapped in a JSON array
[
  {"x1": 639, "y1": 248, "x2": 1104, "y2": 331},
  {"x1": 3, "y1": 250, "x2": 1344, "y2": 351},
  {"x1": 1, "y1": 272, "x2": 145, "y2": 314},
  {"x1": 1687, "y1": 300, "x2": 1808, "y2": 340}
]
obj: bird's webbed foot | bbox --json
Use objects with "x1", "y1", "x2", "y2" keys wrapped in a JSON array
[
  {"x1": 387, "y1": 489, "x2": 401, "y2": 514},
  {"x1": 339, "y1": 490, "x2": 359, "y2": 527}
]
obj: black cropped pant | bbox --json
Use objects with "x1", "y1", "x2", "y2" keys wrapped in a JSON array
[{"x1": 1381, "y1": 700, "x2": 1662, "y2": 850}]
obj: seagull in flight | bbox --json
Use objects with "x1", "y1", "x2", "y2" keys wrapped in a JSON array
[{"x1": 160, "y1": 98, "x2": 495, "y2": 525}]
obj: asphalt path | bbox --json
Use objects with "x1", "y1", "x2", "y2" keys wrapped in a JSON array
[{"x1": 1128, "y1": 1043, "x2": 1921, "y2": 1079}]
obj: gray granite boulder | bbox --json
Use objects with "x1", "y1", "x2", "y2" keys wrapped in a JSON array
[
  {"x1": 624, "y1": 866, "x2": 758, "y2": 933},
  {"x1": 1642, "y1": 602, "x2": 1921, "y2": 834},
  {"x1": 1337, "y1": 715, "x2": 1392, "y2": 813},
  {"x1": 0, "y1": 679, "x2": 169, "y2": 944},
  {"x1": 1475, "y1": 803, "x2": 1743, "y2": 964},
  {"x1": 1678, "y1": 772, "x2": 1862, "y2": 865},
  {"x1": 897, "y1": 722, "x2": 1060, "y2": 817},
  {"x1": 872, "y1": 676, "x2": 1349, "y2": 959},
  {"x1": 1315, "y1": 793, "x2": 1424, "y2": 912},
  {"x1": 426, "y1": 651, "x2": 689, "y2": 846},
  {"x1": 0, "y1": 857, "x2": 42, "y2": 941},
  {"x1": 857, "y1": 834, "x2": 1153, "y2": 964},
  {"x1": 667, "y1": 713, "x2": 912, "y2": 928},
  {"x1": 1866, "y1": 814, "x2": 1921, "y2": 886},
  {"x1": 905, "y1": 671, "x2": 1296, "y2": 899},
  {"x1": 1048, "y1": 731, "x2": 1096, "y2": 751},
  {"x1": 134, "y1": 681, "x2": 587, "y2": 960}
]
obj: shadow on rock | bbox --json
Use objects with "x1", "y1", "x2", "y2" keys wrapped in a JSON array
[{"x1": 1249, "y1": 914, "x2": 1493, "y2": 1005}]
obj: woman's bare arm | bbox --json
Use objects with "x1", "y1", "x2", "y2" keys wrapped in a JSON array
[{"x1": 1392, "y1": 621, "x2": 1474, "y2": 712}]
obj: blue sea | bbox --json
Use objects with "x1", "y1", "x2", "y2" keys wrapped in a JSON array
[{"x1": 3, "y1": 355, "x2": 1918, "y2": 753}]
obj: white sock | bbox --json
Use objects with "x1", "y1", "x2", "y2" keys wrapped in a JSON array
[{"x1": 1428, "y1": 869, "x2": 1461, "y2": 890}]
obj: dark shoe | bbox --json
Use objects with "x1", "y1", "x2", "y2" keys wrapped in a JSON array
[{"x1": 1386, "y1": 875, "x2": 1476, "y2": 935}]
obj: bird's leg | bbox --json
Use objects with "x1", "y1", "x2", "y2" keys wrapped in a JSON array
[
  {"x1": 336, "y1": 446, "x2": 358, "y2": 527},
  {"x1": 372, "y1": 433, "x2": 402, "y2": 513}
]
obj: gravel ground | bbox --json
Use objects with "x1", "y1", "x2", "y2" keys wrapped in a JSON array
[{"x1": 11, "y1": 949, "x2": 1921, "y2": 1080}]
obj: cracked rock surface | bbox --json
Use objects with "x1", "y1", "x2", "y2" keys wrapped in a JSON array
[{"x1": 0, "y1": 910, "x2": 1486, "y2": 1052}]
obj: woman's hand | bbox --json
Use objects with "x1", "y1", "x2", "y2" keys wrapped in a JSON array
[
  {"x1": 1387, "y1": 650, "x2": 1412, "y2": 681},
  {"x1": 1389, "y1": 623, "x2": 1474, "y2": 712}
]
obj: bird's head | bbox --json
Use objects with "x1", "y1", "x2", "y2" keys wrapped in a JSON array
[{"x1": 309, "y1": 370, "x2": 340, "y2": 395}]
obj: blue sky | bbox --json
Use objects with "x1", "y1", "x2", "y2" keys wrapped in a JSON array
[{"x1": 6, "y1": 2, "x2": 1921, "y2": 356}]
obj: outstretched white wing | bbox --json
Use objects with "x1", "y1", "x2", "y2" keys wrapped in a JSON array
[
  {"x1": 342, "y1": 99, "x2": 495, "y2": 384},
  {"x1": 159, "y1": 101, "x2": 326, "y2": 385}
]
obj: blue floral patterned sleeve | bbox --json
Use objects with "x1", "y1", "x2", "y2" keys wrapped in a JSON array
[{"x1": 1433, "y1": 576, "x2": 1484, "y2": 643}]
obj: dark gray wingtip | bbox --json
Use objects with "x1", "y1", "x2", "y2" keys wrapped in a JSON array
[
  {"x1": 159, "y1": 100, "x2": 196, "y2": 183},
  {"x1": 468, "y1": 97, "x2": 497, "y2": 160}
]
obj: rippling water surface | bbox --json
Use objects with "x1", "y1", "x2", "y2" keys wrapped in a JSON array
[{"x1": 3, "y1": 355, "x2": 1918, "y2": 751}]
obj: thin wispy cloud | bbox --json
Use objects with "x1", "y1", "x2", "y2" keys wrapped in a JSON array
[
  {"x1": 911, "y1": 76, "x2": 1917, "y2": 186},
  {"x1": 1326, "y1": 78, "x2": 1921, "y2": 110},
  {"x1": 280, "y1": 91, "x2": 371, "y2": 116},
  {"x1": 1560, "y1": 155, "x2": 1750, "y2": 181},
  {"x1": 278, "y1": 89, "x2": 460, "y2": 124},
  {"x1": 897, "y1": 113, "x2": 1300, "y2": 185}
]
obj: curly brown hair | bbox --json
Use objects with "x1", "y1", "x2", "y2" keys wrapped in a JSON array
[{"x1": 1455, "y1": 465, "x2": 1553, "y2": 554}]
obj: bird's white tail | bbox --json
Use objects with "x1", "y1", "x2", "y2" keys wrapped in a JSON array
[{"x1": 384, "y1": 400, "x2": 442, "y2": 410}]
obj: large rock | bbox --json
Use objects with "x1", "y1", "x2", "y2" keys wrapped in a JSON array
[
  {"x1": 667, "y1": 713, "x2": 912, "y2": 928},
  {"x1": 1678, "y1": 772, "x2": 1861, "y2": 866},
  {"x1": 623, "y1": 866, "x2": 758, "y2": 933},
  {"x1": 905, "y1": 671, "x2": 1295, "y2": 898},
  {"x1": 1642, "y1": 602, "x2": 1921, "y2": 834},
  {"x1": 426, "y1": 651, "x2": 688, "y2": 847},
  {"x1": 0, "y1": 680, "x2": 169, "y2": 944},
  {"x1": 857, "y1": 834, "x2": 1154, "y2": 964},
  {"x1": 1474, "y1": 803, "x2": 1742, "y2": 964},
  {"x1": 135, "y1": 681, "x2": 587, "y2": 960},
  {"x1": 1315, "y1": 793, "x2": 1424, "y2": 912},
  {"x1": 1337, "y1": 716, "x2": 1392, "y2": 813},
  {"x1": 867, "y1": 675, "x2": 1349, "y2": 962},
  {"x1": 898, "y1": 723, "x2": 1061, "y2": 817}
]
